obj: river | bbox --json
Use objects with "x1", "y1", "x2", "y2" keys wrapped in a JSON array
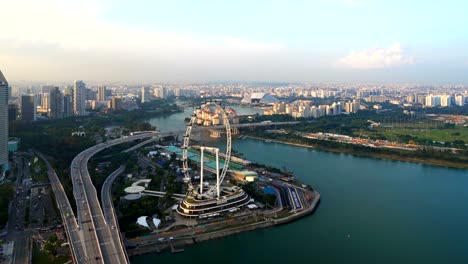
[
  {"x1": 146, "y1": 105, "x2": 263, "y2": 132},
  {"x1": 135, "y1": 108, "x2": 468, "y2": 264}
]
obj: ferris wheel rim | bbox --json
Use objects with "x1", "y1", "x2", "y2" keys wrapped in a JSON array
[{"x1": 181, "y1": 101, "x2": 232, "y2": 196}]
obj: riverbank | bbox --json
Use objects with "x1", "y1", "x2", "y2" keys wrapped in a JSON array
[
  {"x1": 127, "y1": 190, "x2": 320, "y2": 257},
  {"x1": 244, "y1": 135, "x2": 468, "y2": 169}
]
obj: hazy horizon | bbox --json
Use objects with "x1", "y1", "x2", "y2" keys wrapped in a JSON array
[{"x1": 2, "y1": 0, "x2": 468, "y2": 83}]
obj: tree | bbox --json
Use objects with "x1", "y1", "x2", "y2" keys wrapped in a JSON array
[{"x1": 44, "y1": 234, "x2": 59, "y2": 255}]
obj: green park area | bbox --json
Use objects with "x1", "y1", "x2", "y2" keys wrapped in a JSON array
[
  {"x1": 372, "y1": 125, "x2": 468, "y2": 146},
  {"x1": 30, "y1": 156, "x2": 49, "y2": 183}
]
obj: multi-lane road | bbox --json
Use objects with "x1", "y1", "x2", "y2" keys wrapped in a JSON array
[
  {"x1": 70, "y1": 133, "x2": 156, "y2": 263},
  {"x1": 36, "y1": 152, "x2": 91, "y2": 263}
]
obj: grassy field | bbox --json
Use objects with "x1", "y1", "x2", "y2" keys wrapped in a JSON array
[
  {"x1": 366, "y1": 125, "x2": 468, "y2": 144},
  {"x1": 30, "y1": 156, "x2": 49, "y2": 183}
]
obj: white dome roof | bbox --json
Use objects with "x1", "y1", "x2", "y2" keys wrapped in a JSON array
[{"x1": 241, "y1": 93, "x2": 279, "y2": 104}]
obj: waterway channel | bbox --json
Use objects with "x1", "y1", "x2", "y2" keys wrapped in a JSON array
[{"x1": 134, "y1": 107, "x2": 468, "y2": 264}]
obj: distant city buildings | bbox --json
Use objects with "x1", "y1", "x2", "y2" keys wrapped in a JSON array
[
  {"x1": 97, "y1": 86, "x2": 106, "y2": 102},
  {"x1": 20, "y1": 94, "x2": 36, "y2": 121},
  {"x1": 73, "y1": 80, "x2": 86, "y2": 116},
  {"x1": 154, "y1": 86, "x2": 169, "y2": 99},
  {"x1": 63, "y1": 94, "x2": 73, "y2": 117},
  {"x1": 455, "y1": 95, "x2": 465, "y2": 106},
  {"x1": 265, "y1": 100, "x2": 351, "y2": 119},
  {"x1": 141, "y1": 87, "x2": 150, "y2": 103},
  {"x1": 8, "y1": 104, "x2": 17, "y2": 121},
  {"x1": 49, "y1": 87, "x2": 63, "y2": 119},
  {"x1": 111, "y1": 96, "x2": 123, "y2": 110},
  {"x1": 193, "y1": 105, "x2": 239, "y2": 126},
  {"x1": 0, "y1": 70, "x2": 8, "y2": 172},
  {"x1": 3, "y1": 81, "x2": 466, "y2": 124}
]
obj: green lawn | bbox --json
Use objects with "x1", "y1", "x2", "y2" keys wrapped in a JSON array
[
  {"x1": 372, "y1": 126, "x2": 468, "y2": 144},
  {"x1": 30, "y1": 156, "x2": 49, "y2": 183}
]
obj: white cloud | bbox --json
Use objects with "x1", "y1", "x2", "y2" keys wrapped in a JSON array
[
  {"x1": 0, "y1": 0, "x2": 284, "y2": 81},
  {"x1": 337, "y1": 43, "x2": 413, "y2": 69}
]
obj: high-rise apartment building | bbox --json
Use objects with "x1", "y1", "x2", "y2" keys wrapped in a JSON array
[
  {"x1": 154, "y1": 86, "x2": 168, "y2": 99},
  {"x1": 440, "y1": 95, "x2": 452, "y2": 107},
  {"x1": 0, "y1": 70, "x2": 8, "y2": 171},
  {"x1": 97, "y1": 86, "x2": 106, "y2": 102},
  {"x1": 425, "y1": 95, "x2": 441, "y2": 107},
  {"x1": 455, "y1": 95, "x2": 465, "y2": 106},
  {"x1": 111, "y1": 96, "x2": 123, "y2": 110},
  {"x1": 21, "y1": 95, "x2": 36, "y2": 121},
  {"x1": 63, "y1": 94, "x2": 73, "y2": 117},
  {"x1": 49, "y1": 87, "x2": 63, "y2": 119},
  {"x1": 42, "y1": 93, "x2": 50, "y2": 111},
  {"x1": 73, "y1": 80, "x2": 86, "y2": 116},
  {"x1": 141, "y1": 87, "x2": 150, "y2": 103}
]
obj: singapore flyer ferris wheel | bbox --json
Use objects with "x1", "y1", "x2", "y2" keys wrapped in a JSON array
[{"x1": 181, "y1": 101, "x2": 232, "y2": 198}]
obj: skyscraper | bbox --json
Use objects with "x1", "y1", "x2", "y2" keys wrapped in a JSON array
[
  {"x1": 8, "y1": 104, "x2": 17, "y2": 121},
  {"x1": 97, "y1": 86, "x2": 106, "y2": 102},
  {"x1": 49, "y1": 87, "x2": 63, "y2": 119},
  {"x1": 63, "y1": 94, "x2": 73, "y2": 117},
  {"x1": 0, "y1": 70, "x2": 8, "y2": 172},
  {"x1": 73, "y1": 80, "x2": 86, "y2": 116},
  {"x1": 111, "y1": 96, "x2": 123, "y2": 110},
  {"x1": 21, "y1": 95, "x2": 36, "y2": 121},
  {"x1": 141, "y1": 87, "x2": 150, "y2": 103},
  {"x1": 42, "y1": 93, "x2": 50, "y2": 111}
]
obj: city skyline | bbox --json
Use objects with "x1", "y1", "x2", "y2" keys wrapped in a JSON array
[{"x1": 1, "y1": 0, "x2": 468, "y2": 83}]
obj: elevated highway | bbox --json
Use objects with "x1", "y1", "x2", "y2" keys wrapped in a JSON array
[
  {"x1": 35, "y1": 152, "x2": 90, "y2": 263},
  {"x1": 70, "y1": 133, "x2": 155, "y2": 263}
]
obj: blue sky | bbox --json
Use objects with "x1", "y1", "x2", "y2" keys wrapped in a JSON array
[{"x1": 1, "y1": 0, "x2": 468, "y2": 82}]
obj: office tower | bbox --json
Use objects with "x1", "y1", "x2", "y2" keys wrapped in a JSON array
[
  {"x1": 111, "y1": 96, "x2": 122, "y2": 110},
  {"x1": 63, "y1": 94, "x2": 73, "y2": 117},
  {"x1": 49, "y1": 87, "x2": 63, "y2": 119},
  {"x1": 73, "y1": 80, "x2": 86, "y2": 116},
  {"x1": 0, "y1": 70, "x2": 8, "y2": 171},
  {"x1": 8, "y1": 104, "x2": 17, "y2": 121},
  {"x1": 97, "y1": 86, "x2": 106, "y2": 102},
  {"x1": 141, "y1": 87, "x2": 150, "y2": 103},
  {"x1": 42, "y1": 93, "x2": 50, "y2": 111},
  {"x1": 21, "y1": 95, "x2": 36, "y2": 121}
]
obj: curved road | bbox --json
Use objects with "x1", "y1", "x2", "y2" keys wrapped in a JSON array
[{"x1": 71, "y1": 133, "x2": 156, "y2": 263}]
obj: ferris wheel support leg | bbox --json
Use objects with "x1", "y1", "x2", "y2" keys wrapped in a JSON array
[
  {"x1": 216, "y1": 148, "x2": 220, "y2": 198},
  {"x1": 200, "y1": 147, "x2": 204, "y2": 194}
]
